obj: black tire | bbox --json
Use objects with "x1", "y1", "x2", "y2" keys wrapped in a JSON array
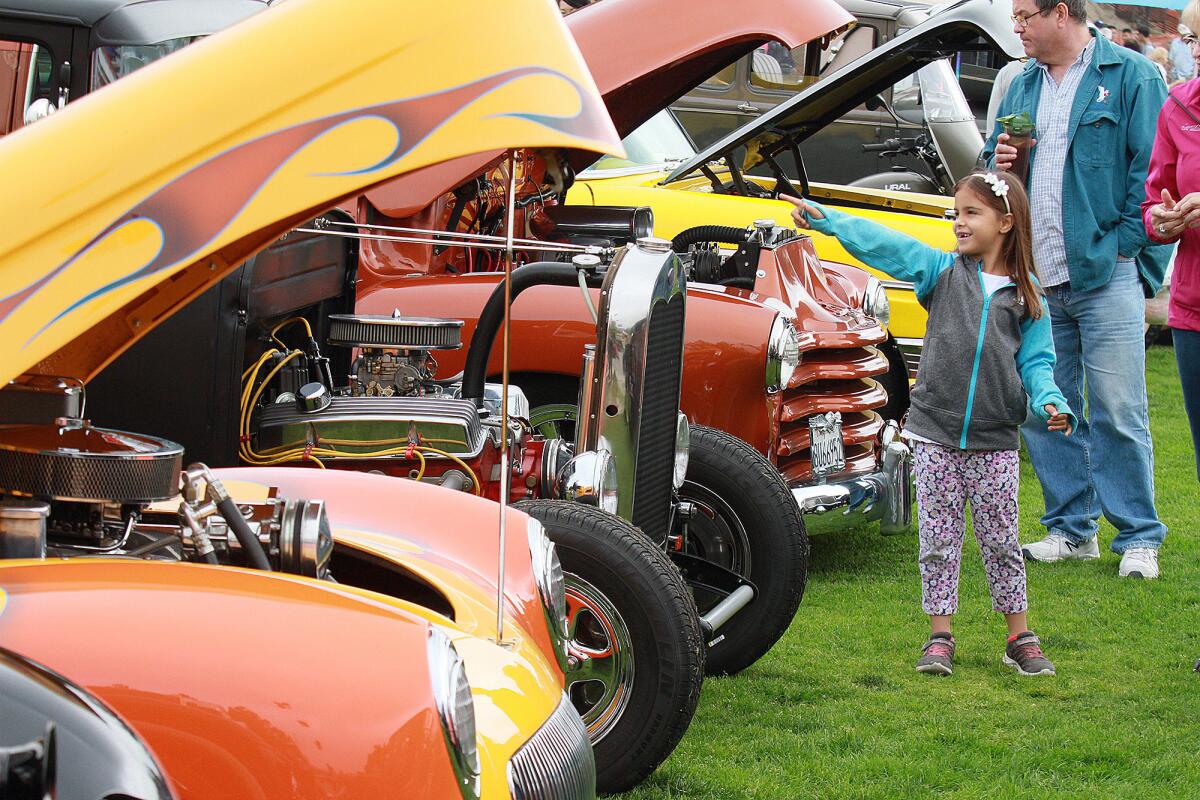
[
  {"x1": 516, "y1": 499, "x2": 703, "y2": 795},
  {"x1": 677, "y1": 425, "x2": 808, "y2": 676}
]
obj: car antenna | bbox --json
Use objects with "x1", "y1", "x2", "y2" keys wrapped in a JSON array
[{"x1": 494, "y1": 149, "x2": 519, "y2": 647}]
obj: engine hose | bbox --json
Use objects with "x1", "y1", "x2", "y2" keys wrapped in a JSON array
[
  {"x1": 671, "y1": 225, "x2": 750, "y2": 252},
  {"x1": 461, "y1": 263, "x2": 602, "y2": 402},
  {"x1": 217, "y1": 497, "x2": 272, "y2": 571},
  {"x1": 718, "y1": 276, "x2": 756, "y2": 290}
]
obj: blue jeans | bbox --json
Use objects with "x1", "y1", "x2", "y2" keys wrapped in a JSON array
[
  {"x1": 1021, "y1": 260, "x2": 1167, "y2": 552},
  {"x1": 1174, "y1": 328, "x2": 1200, "y2": 481}
]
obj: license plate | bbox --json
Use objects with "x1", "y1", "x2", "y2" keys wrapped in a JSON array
[{"x1": 809, "y1": 412, "x2": 845, "y2": 479}]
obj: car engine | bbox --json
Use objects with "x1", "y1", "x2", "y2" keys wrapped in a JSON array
[{"x1": 0, "y1": 417, "x2": 331, "y2": 577}]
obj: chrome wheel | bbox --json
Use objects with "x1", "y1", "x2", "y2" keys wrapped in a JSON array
[{"x1": 564, "y1": 572, "x2": 635, "y2": 743}]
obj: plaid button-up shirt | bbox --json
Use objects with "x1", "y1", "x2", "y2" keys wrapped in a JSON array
[{"x1": 1029, "y1": 38, "x2": 1096, "y2": 288}]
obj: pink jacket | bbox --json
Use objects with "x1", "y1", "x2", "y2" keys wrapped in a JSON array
[{"x1": 1144, "y1": 79, "x2": 1200, "y2": 332}]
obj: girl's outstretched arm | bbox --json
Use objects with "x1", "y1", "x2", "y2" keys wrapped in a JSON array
[
  {"x1": 1016, "y1": 298, "x2": 1077, "y2": 435},
  {"x1": 780, "y1": 195, "x2": 954, "y2": 301}
]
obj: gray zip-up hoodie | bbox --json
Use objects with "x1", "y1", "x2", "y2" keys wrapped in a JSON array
[{"x1": 805, "y1": 204, "x2": 1076, "y2": 450}]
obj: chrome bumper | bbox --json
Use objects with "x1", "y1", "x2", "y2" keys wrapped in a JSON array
[{"x1": 789, "y1": 420, "x2": 912, "y2": 535}]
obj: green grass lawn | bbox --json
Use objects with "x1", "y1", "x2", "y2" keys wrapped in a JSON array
[{"x1": 624, "y1": 345, "x2": 1199, "y2": 799}]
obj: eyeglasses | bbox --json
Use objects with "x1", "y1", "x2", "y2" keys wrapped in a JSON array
[
  {"x1": 1011, "y1": 7, "x2": 1054, "y2": 28},
  {"x1": 1184, "y1": 35, "x2": 1200, "y2": 47}
]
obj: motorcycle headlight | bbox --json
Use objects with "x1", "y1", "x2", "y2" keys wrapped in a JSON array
[
  {"x1": 426, "y1": 628, "x2": 481, "y2": 800},
  {"x1": 766, "y1": 315, "x2": 802, "y2": 393},
  {"x1": 557, "y1": 449, "x2": 619, "y2": 515},
  {"x1": 863, "y1": 276, "x2": 891, "y2": 327},
  {"x1": 673, "y1": 413, "x2": 690, "y2": 490},
  {"x1": 527, "y1": 517, "x2": 569, "y2": 666}
]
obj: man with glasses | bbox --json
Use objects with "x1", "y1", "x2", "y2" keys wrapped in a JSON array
[{"x1": 984, "y1": 0, "x2": 1170, "y2": 578}]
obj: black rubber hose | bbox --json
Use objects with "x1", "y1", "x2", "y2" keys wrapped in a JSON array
[
  {"x1": 462, "y1": 263, "x2": 601, "y2": 402},
  {"x1": 671, "y1": 225, "x2": 750, "y2": 252},
  {"x1": 718, "y1": 277, "x2": 756, "y2": 290},
  {"x1": 217, "y1": 497, "x2": 272, "y2": 571}
]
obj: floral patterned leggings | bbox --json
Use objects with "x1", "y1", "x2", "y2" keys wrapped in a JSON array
[{"x1": 912, "y1": 441, "x2": 1027, "y2": 616}]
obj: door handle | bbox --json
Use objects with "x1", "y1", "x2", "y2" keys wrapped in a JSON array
[{"x1": 737, "y1": 102, "x2": 757, "y2": 113}]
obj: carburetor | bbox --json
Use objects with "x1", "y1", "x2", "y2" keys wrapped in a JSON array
[{"x1": 328, "y1": 312, "x2": 464, "y2": 397}]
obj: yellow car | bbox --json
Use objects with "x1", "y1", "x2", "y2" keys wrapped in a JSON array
[{"x1": 571, "y1": 0, "x2": 1022, "y2": 383}]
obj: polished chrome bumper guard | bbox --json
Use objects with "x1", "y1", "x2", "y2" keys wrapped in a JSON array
[
  {"x1": 508, "y1": 694, "x2": 597, "y2": 800},
  {"x1": 789, "y1": 420, "x2": 912, "y2": 535}
]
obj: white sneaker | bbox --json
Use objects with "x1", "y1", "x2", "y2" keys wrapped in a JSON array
[
  {"x1": 1119, "y1": 547, "x2": 1160, "y2": 579},
  {"x1": 1021, "y1": 532, "x2": 1100, "y2": 563}
]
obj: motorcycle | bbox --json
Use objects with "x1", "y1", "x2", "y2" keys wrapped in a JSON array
[{"x1": 847, "y1": 59, "x2": 984, "y2": 196}]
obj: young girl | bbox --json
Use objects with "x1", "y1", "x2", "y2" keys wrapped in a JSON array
[{"x1": 782, "y1": 171, "x2": 1074, "y2": 677}]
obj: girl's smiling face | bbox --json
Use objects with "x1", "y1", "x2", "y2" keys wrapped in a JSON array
[{"x1": 952, "y1": 185, "x2": 1012, "y2": 258}]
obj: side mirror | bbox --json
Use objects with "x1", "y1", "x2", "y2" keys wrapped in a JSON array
[
  {"x1": 23, "y1": 98, "x2": 56, "y2": 126},
  {"x1": 865, "y1": 94, "x2": 886, "y2": 112}
]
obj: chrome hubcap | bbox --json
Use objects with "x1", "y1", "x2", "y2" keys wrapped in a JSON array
[
  {"x1": 679, "y1": 480, "x2": 751, "y2": 575},
  {"x1": 563, "y1": 572, "x2": 634, "y2": 743}
]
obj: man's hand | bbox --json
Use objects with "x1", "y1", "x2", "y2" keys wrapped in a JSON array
[
  {"x1": 1045, "y1": 404, "x2": 1072, "y2": 435},
  {"x1": 779, "y1": 194, "x2": 824, "y2": 229},
  {"x1": 992, "y1": 132, "x2": 1036, "y2": 172}
]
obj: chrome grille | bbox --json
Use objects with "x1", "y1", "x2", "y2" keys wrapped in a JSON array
[
  {"x1": 775, "y1": 344, "x2": 889, "y2": 486},
  {"x1": 508, "y1": 695, "x2": 596, "y2": 800},
  {"x1": 630, "y1": 294, "x2": 685, "y2": 538}
]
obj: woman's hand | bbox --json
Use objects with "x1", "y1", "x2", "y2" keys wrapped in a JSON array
[
  {"x1": 1151, "y1": 188, "x2": 1188, "y2": 239},
  {"x1": 1169, "y1": 189, "x2": 1200, "y2": 229},
  {"x1": 779, "y1": 194, "x2": 823, "y2": 229},
  {"x1": 1045, "y1": 404, "x2": 1072, "y2": 436}
]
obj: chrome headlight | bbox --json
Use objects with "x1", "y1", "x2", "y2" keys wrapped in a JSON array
[
  {"x1": 673, "y1": 413, "x2": 690, "y2": 490},
  {"x1": 527, "y1": 517, "x2": 569, "y2": 666},
  {"x1": 766, "y1": 315, "x2": 802, "y2": 393},
  {"x1": 426, "y1": 628, "x2": 481, "y2": 800},
  {"x1": 557, "y1": 449, "x2": 619, "y2": 515},
  {"x1": 863, "y1": 276, "x2": 891, "y2": 327}
]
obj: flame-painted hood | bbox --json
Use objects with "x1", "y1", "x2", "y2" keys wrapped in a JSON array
[
  {"x1": 361, "y1": 0, "x2": 854, "y2": 217},
  {"x1": 664, "y1": 0, "x2": 1023, "y2": 184},
  {"x1": 0, "y1": 0, "x2": 622, "y2": 386}
]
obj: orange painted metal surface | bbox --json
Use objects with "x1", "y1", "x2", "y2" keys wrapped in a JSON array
[
  {"x1": 213, "y1": 466, "x2": 560, "y2": 669},
  {"x1": 0, "y1": 560, "x2": 461, "y2": 799}
]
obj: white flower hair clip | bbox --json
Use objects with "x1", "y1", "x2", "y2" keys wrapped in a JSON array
[{"x1": 981, "y1": 171, "x2": 1011, "y2": 213}]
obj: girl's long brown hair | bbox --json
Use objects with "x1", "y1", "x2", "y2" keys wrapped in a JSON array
[{"x1": 953, "y1": 170, "x2": 1043, "y2": 319}]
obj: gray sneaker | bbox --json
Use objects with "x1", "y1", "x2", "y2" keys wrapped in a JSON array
[
  {"x1": 916, "y1": 633, "x2": 955, "y2": 675},
  {"x1": 1003, "y1": 631, "x2": 1056, "y2": 676}
]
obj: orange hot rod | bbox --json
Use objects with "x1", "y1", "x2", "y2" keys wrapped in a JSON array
[
  {"x1": 327, "y1": 0, "x2": 910, "y2": 568},
  {"x1": 0, "y1": 0, "x2": 683, "y2": 795}
]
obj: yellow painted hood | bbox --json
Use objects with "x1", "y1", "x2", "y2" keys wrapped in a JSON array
[{"x1": 0, "y1": 0, "x2": 622, "y2": 386}]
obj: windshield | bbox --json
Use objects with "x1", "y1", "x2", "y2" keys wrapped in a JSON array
[
  {"x1": 891, "y1": 60, "x2": 975, "y2": 124},
  {"x1": 585, "y1": 110, "x2": 696, "y2": 173},
  {"x1": 91, "y1": 38, "x2": 202, "y2": 90}
]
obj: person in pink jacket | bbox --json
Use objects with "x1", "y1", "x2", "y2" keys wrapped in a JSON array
[{"x1": 1144, "y1": 0, "x2": 1200, "y2": 483}]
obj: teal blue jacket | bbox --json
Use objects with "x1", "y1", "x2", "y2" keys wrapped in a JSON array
[
  {"x1": 804, "y1": 203, "x2": 1076, "y2": 449},
  {"x1": 982, "y1": 31, "x2": 1171, "y2": 297}
]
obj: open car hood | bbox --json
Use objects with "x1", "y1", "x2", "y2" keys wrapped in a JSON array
[
  {"x1": 362, "y1": 0, "x2": 853, "y2": 217},
  {"x1": 663, "y1": 0, "x2": 1023, "y2": 184},
  {"x1": 0, "y1": 0, "x2": 621, "y2": 386}
]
